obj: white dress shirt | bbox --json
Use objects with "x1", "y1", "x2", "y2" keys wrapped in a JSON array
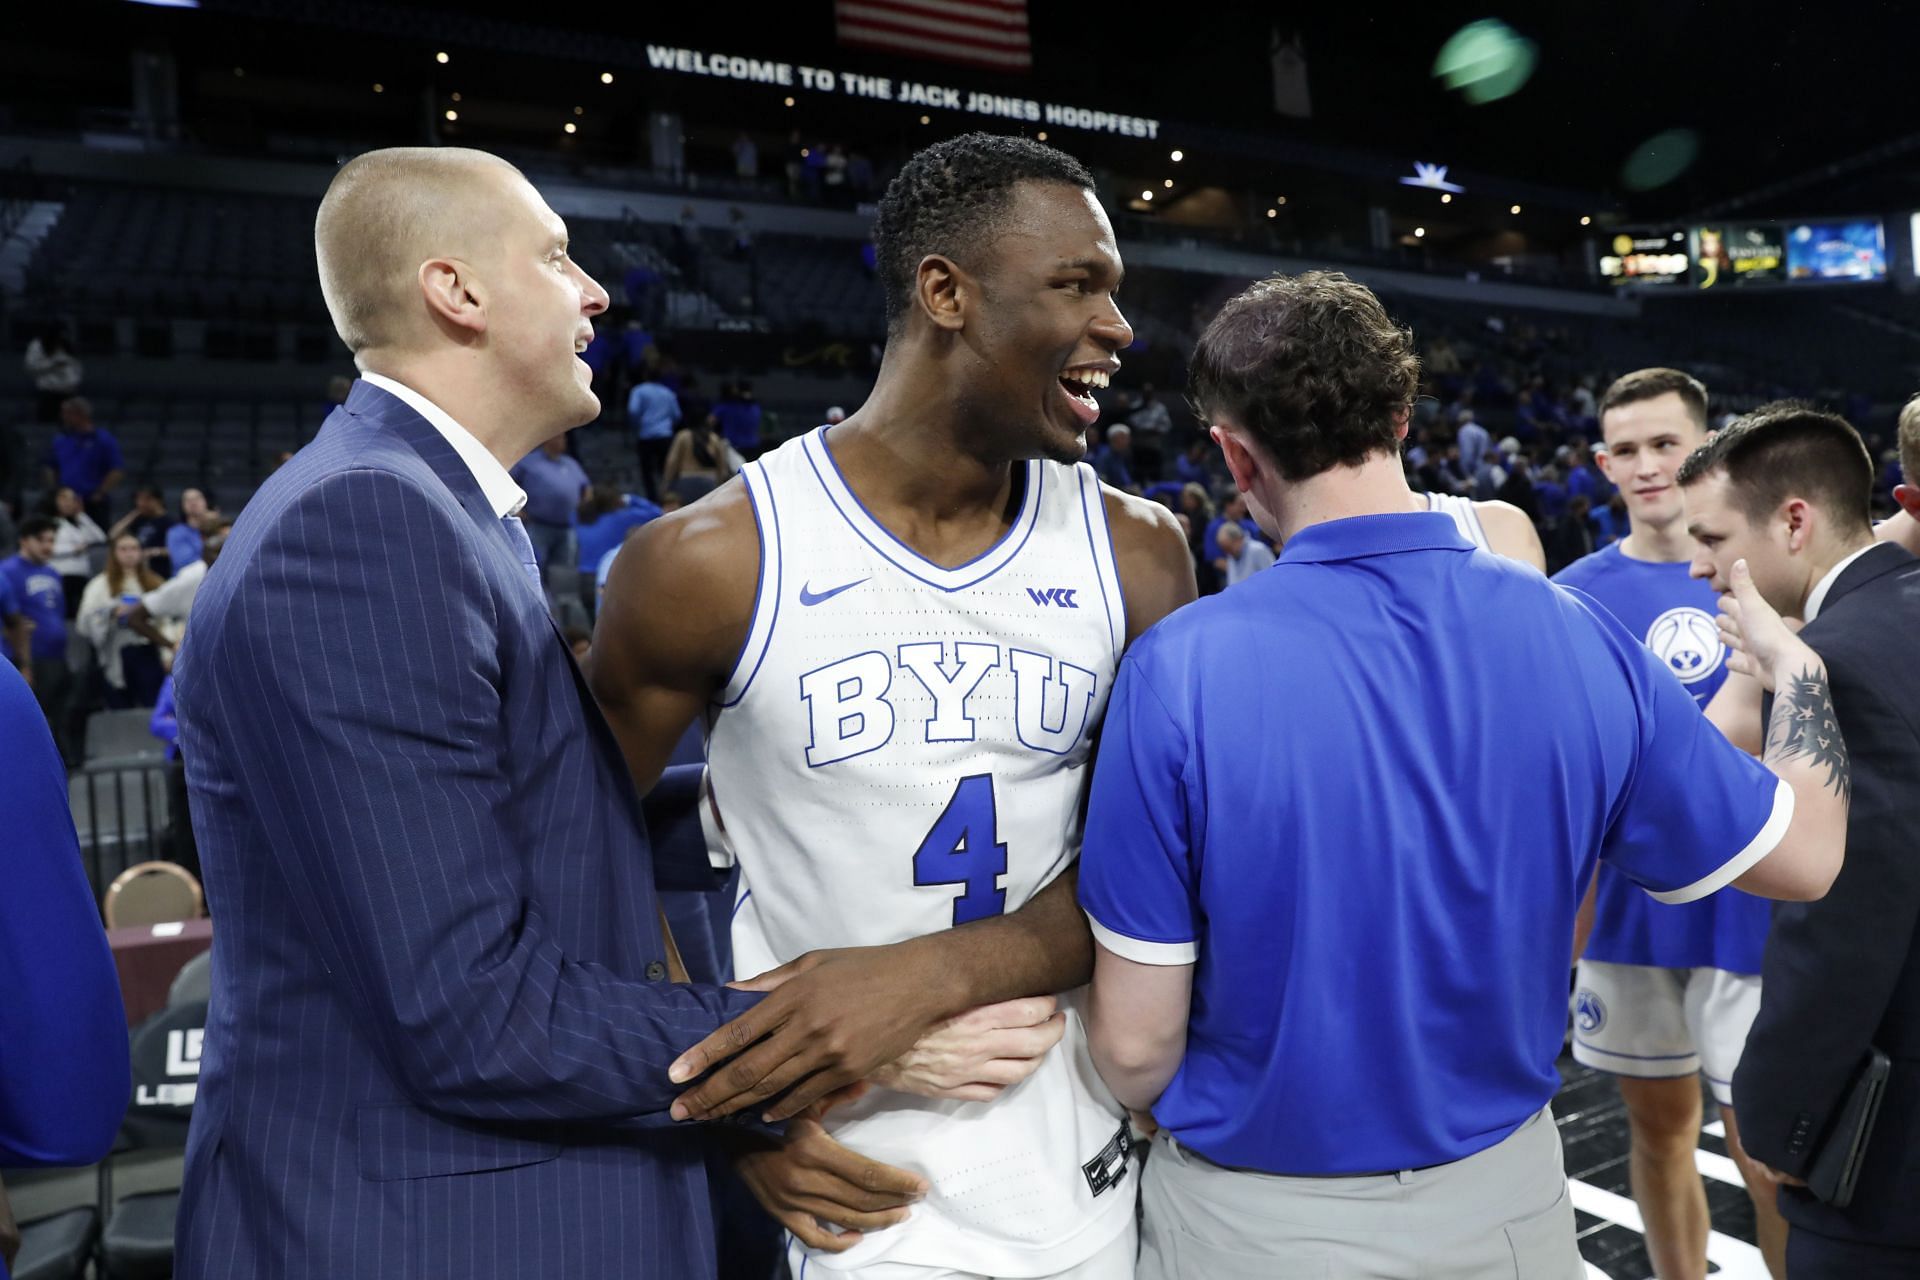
[
  {"x1": 1802, "y1": 542, "x2": 1879, "y2": 623},
  {"x1": 359, "y1": 373, "x2": 527, "y2": 519}
]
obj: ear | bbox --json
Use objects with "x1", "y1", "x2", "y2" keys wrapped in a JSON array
[
  {"x1": 418, "y1": 258, "x2": 487, "y2": 337},
  {"x1": 915, "y1": 254, "x2": 967, "y2": 334},
  {"x1": 1391, "y1": 406, "x2": 1411, "y2": 442},
  {"x1": 1895, "y1": 483, "x2": 1920, "y2": 521},
  {"x1": 1209, "y1": 422, "x2": 1261, "y2": 495},
  {"x1": 1781, "y1": 496, "x2": 1814, "y2": 552}
]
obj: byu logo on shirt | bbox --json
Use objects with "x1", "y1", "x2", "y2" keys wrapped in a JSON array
[
  {"x1": 1645, "y1": 607, "x2": 1725, "y2": 685},
  {"x1": 799, "y1": 642, "x2": 1098, "y2": 766}
]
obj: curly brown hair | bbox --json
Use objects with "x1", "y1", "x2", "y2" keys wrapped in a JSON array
[{"x1": 1189, "y1": 272, "x2": 1420, "y2": 482}]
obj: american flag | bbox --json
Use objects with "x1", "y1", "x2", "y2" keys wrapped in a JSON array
[{"x1": 834, "y1": 0, "x2": 1033, "y2": 73}]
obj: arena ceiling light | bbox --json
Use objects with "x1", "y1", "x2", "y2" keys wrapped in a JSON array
[
  {"x1": 783, "y1": 96, "x2": 794, "y2": 106},
  {"x1": 601, "y1": 71, "x2": 615, "y2": 84},
  {"x1": 1440, "y1": 193, "x2": 1452, "y2": 204},
  {"x1": 574, "y1": 106, "x2": 584, "y2": 116},
  {"x1": 1510, "y1": 204, "x2": 1522, "y2": 214},
  {"x1": 1140, "y1": 190, "x2": 1153, "y2": 201},
  {"x1": 372, "y1": 83, "x2": 384, "y2": 94},
  {"x1": 1163, "y1": 179, "x2": 1173, "y2": 188},
  {"x1": 1266, "y1": 208, "x2": 1277, "y2": 218},
  {"x1": 1415, "y1": 227, "x2": 1426, "y2": 238},
  {"x1": 1170, "y1": 149, "x2": 1183, "y2": 162},
  {"x1": 920, "y1": 115, "x2": 930, "y2": 124},
  {"x1": 1580, "y1": 215, "x2": 1592, "y2": 226},
  {"x1": 1036, "y1": 131, "x2": 1047, "y2": 141},
  {"x1": 436, "y1": 51, "x2": 450, "y2": 64},
  {"x1": 444, "y1": 109, "x2": 458, "y2": 122},
  {"x1": 564, "y1": 123, "x2": 577, "y2": 134}
]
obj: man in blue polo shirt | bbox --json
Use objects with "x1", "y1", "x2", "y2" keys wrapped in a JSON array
[
  {"x1": 1078, "y1": 272, "x2": 1853, "y2": 1279},
  {"x1": 43, "y1": 397, "x2": 125, "y2": 528},
  {"x1": 627, "y1": 371, "x2": 681, "y2": 501},
  {"x1": 1, "y1": 517, "x2": 77, "y2": 761},
  {"x1": 1557, "y1": 367, "x2": 1786, "y2": 1280},
  {"x1": 508, "y1": 431, "x2": 591, "y2": 577}
]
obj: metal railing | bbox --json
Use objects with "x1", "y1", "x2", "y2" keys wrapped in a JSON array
[{"x1": 70, "y1": 761, "x2": 176, "y2": 899}]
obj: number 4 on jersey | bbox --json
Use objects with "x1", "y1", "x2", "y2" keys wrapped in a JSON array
[{"x1": 913, "y1": 774, "x2": 1008, "y2": 925}]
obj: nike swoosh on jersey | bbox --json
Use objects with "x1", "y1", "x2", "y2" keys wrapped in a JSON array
[{"x1": 798, "y1": 577, "x2": 870, "y2": 606}]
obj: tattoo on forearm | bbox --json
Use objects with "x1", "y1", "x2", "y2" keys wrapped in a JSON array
[{"x1": 1765, "y1": 666, "x2": 1850, "y2": 801}]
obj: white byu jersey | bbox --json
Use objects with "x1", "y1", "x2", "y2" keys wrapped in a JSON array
[
  {"x1": 704, "y1": 427, "x2": 1137, "y2": 1275},
  {"x1": 1425, "y1": 490, "x2": 1492, "y2": 550}
]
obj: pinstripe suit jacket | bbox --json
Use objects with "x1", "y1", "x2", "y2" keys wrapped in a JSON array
[{"x1": 172, "y1": 381, "x2": 763, "y2": 1278}]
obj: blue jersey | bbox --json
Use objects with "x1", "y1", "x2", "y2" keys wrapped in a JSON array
[
  {"x1": 1080, "y1": 514, "x2": 1789, "y2": 1175},
  {"x1": 0, "y1": 556, "x2": 67, "y2": 661},
  {"x1": 1554, "y1": 543, "x2": 1770, "y2": 973}
]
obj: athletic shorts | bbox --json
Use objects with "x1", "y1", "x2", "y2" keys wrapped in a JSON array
[{"x1": 1571, "y1": 959, "x2": 1762, "y2": 1106}]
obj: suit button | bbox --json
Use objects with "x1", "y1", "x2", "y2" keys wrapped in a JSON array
[{"x1": 646, "y1": 961, "x2": 668, "y2": 982}]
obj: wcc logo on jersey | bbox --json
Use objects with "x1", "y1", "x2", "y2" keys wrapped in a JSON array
[
  {"x1": 1645, "y1": 607, "x2": 1725, "y2": 685},
  {"x1": 799, "y1": 641, "x2": 1097, "y2": 766}
]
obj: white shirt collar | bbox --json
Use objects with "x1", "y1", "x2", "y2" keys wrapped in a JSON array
[
  {"x1": 1802, "y1": 542, "x2": 1879, "y2": 623},
  {"x1": 358, "y1": 372, "x2": 526, "y2": 519}
]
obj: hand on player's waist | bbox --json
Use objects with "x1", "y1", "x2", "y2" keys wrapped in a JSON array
[{"x1": 873, "y1": 996, "x2": 1066, "y2": 1102}]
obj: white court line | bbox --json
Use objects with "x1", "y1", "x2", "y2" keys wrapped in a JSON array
[
  {"x1": 1696, "y1": 1147, "x2": 1747, "y2": 1188},
  {"x1": 1703, "y1": 1119, "x2": 1727, "y2": 1138},
  {"x1": 1585, "y1": 1264, "x2": 1615, "y2": 1280},
  {"x1": 1568, "y1": 1178, "x2": 1770, "y2": 1280}
]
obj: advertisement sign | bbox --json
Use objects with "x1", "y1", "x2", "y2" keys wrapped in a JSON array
[
  {"x1": 1785, "y1": 220, "x2": 1887, "y2": 281},
  {"x1": 1692, "y1": 224, "x2": 1784, "y2": 289},
  {"x1": 1599, "y1": 230, "x2": 1691, "y2": 287}
]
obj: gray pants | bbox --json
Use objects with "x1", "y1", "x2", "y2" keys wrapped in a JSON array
[{"x1": 1139, "y1": 1106, "x2": 1583, "y2": 1280}]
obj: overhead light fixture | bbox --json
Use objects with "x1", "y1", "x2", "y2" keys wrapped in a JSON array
[
  {"x1": 1036, "y1": 131, "x2": 1047, "y2": 141},
  {"x1": 1440, "y1": 193, "x2": 1452, "y2": 204},
  {"x1": 450, "y1": 92, "x2": 461, "y2": 102},
  {"x1": 232, "y1": 66, "x2": 245, "y2": 77},
  {"x1": 920, "y1": 115, "x2": 930, "y2": 124},
  {"x1": 1414, "y1": 227, "x2": 1426, "y2": 238},
  {"x1": 372, "y1": 83, "x2": 384, "y2": 93},
  {"x1": 564, "y1": 122, "x2": 577, "y2": 134},
  {"x1": 601, "y1": 71, "x2": 614, "y2": 84},
  {"x1": 1141, "y1": 190, "x2": 1153, "y2": 201},
  {"x1": 1277, "y1": 196, "x2": 1287, "y2": 205},
  {"x1": 783, "y1": 96, "x2": 794, "y2": 107},
  {"x1": 574, "y1": 106, "x2": 584, "y2": 116},
  {"x1": 1510, "y1": 204, "x2": 1522, "y2": 214},
  {"x1": 1580, "y1": 215, "x2": 1592, "y2": 226},
  {"x1": 444, "y1": 109, "x2": 457, "y2": 122},
  {"x1": 1266, "y1": 208, "x2": 1277, "y2": 218},
  {"x1": 436, "y1": 51, "x2": 450, "y2": 64},
  {"x1": 1170, "y1": 149, "x2": 1183, "y2": 162},
  {"x1": 1164, "y1": 179, "x2": 1173, "y2": 188}
]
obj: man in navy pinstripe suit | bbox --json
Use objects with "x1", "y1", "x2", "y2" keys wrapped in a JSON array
[{"x1": 169, "y1": 147, "x2": 787, "y2": 1277}]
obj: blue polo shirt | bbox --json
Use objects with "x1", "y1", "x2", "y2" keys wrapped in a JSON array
[
  {"x1": 48, "y1": 429, "x2": 125, "y2": 495},
  {"x1": 0, "y1": 556, "x2": 67, "y2": 661},
  {"x1": 1554, "y1": 544, "x2": 1772, "y2": 974},
  {"x1": 166, "y1": 524, "x2": 203, "y2": 578},
  {"x1": 627, "y1": 382, "x2": 682, "y2": 442},
  {"x1": 1079, "y1": 512, "x2": 1790, "y2": 1175},
  {"x1": 510, "y1": 450, "x2": 590, "y2": 528}
]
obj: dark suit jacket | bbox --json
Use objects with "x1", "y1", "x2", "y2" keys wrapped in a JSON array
[
  {"x1": 172, "y1": 381, "x2": 764, "y2": 1278},
  {"x1": 1733, "y1": 541, "x2": 1920, "y2": 1247}
]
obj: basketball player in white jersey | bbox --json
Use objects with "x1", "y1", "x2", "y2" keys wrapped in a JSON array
[
  {"x1": 591, "y1": 133, "x2": 1195, "y2": 1278},
  {"x1": 1420, "y1": 482, "x2": 1545, "y2": 568}
]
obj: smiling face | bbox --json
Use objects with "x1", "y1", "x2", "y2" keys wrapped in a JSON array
[
  {"x1": 473, "y1": 166, "x2": 610, "y2": 436},
  {"x1": 1599, "y1": 391, "x2": 1707, "y2": 531},
  {"x1": 954, "y1": 181, "x2": 1133, "y2": 464}
]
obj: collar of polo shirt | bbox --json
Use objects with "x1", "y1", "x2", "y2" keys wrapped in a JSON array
[{"x1": 1278, "y1": 511, "x2": 1474, "y2": 564}]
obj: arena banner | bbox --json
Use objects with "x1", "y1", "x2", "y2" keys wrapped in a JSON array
[
  {"x1": 1785, "y1": 219, "x2": 1886, "y2": 281},
  {"x1": 1598, "y1": 229, "x2": 1691, "y2": 287},
  {"x1": 642, "y1": 44, "x2": 1160, "y2": 139},
  {"x1": 1690, "y1": 223, "x2": 1784, "y2": 289}
]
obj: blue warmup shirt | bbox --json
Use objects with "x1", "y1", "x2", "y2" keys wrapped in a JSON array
[
  {"x1": 1554, "y1": 543, "x2": 1772, "y2": 974},
  {"x1": 0, "y1": 556, "x2": 67, "y2": 660},
  {"x1": 0, "y1": 661, "x2": 130, "y2": 1183},
  {"x1": 1079, "y1": 512, "x2": 1790, "y2": 1176}
]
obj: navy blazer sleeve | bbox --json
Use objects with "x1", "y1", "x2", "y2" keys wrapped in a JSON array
[
  {"x1": 0, "y1": 661, "x2": 128, "y2": 1165},
  {"x1": 200, "y1": 470, "x2": 760, "y2": 1124},
  {"x1": 1734, "y1": 635, "x2": 1920, "y2": 1174}
]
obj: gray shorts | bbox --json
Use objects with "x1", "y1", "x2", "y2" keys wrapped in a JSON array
[{"x1": 1138, "y1": 1106, "x2": 1583, "y2": 1280}]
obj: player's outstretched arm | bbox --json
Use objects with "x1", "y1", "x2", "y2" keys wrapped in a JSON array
[{"x1": 1476, "y1": 500, "x2": 1548, "y2": 572}]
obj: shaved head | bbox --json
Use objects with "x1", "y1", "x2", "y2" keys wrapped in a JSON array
[{"x1": 315, "y1": 147, "x2": 524, "y2": 354}]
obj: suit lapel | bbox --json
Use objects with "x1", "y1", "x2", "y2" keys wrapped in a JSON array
[{"x1": 1820, "y1": 542, "x2": 1915, "y2": 616}]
